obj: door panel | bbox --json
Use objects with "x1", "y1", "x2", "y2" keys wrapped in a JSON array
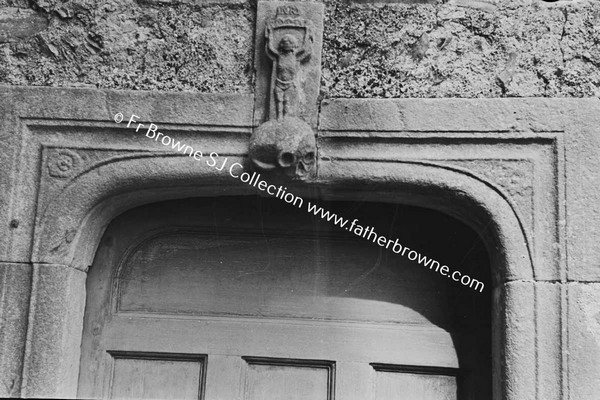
[
  {"x1": 103, "y1": 317, "x2": 458, "y2": 366},
  {"x1": 374, "y1": 372, "x2": 456, "y2": 400},
  {"x1": 371, "y1": 365, "x2": 458, "y2": 400},
  {"x1": 116, "y1": 233, "x2": 450, "y2": 325},
  {"x1": 78, "y1": 196, "x2": 491, "y2": 399},
  {"x1": 242, "y1": 358, "x2": 334, "y2": 400},
  {"x1": 107, "y1": 353, "x2": 205, "y2": 400}
]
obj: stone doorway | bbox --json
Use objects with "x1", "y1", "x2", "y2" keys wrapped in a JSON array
[{"x1": 1, "y1": 88, "x2": 574, "y2": 400}]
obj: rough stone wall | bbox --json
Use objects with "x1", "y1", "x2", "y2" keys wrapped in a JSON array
[
  {"x1": 0, "y1": 0, "x2": 255, "y2": 91},
  {"x1": 323, "y1": 0, "x2": 600, "y2": 97},
  {"x1": 0, "y1": 0, "x2": 599, "y2": 97}
]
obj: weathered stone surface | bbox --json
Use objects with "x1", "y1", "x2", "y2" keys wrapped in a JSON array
[
  {"x1": 319, "y1": 99, "x2": 406, "y2": 131},
  {"x1": 2, "y1": 85, "x2": 254, "y2": 125},
  {"x1": 322, "y1": 0, "x2": 600, "y2": 98},
  {"x1": 0, "y1": 92, "x2": 20, "y2": 262},
  {"x1": 319, "y1": 98, "x2": 569, "y2": 132},
  {"x1": 0, "y1": 262, "x2": 32, "y2": 398},
  {"x1": 561, "y1": 98, "x2": 600, "y2": 281},
  {"x1": 535, "y1": 281, "x2": 563, "y2": 400},
  {"x1": 568, "y1": 283, "x2": 600, "y2": 400},
  {"x1": 0, "y1": 0, "x2": 599, "y2": 97},
  {"x1": 0, "y1": 8, "x2": 48, "y2": 44},
  {"x1": 139, "y1": 0, "x2": 245, "y2": 5},
  {"x1": 0, "y1": 1, "x2": 254, "y2": 91},
  {"x1": 500, "y1": 280, "x2": 536, "y2": 400},
  {"x1": 20, "y1": 264, "x2": 86, "y2": 398}
]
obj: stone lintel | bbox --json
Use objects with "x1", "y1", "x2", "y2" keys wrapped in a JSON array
[{"x1": 318, "y1": 98, "x2": 592, "y2": 133}]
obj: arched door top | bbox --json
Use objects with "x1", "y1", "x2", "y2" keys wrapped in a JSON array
[{"x1": 32, "y1": 152, "x2": 533, "y2": 287}]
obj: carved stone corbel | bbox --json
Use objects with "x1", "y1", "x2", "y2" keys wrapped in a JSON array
[{"x1": 250, "y1": 1, "x2": 324, "y2": 181}]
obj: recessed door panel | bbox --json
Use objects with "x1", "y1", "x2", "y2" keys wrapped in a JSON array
[
  {"x1": 242, "y1": 358, "x2": 334, "y2": 400},
  {"x1": 117, "y1": 233, "x2": 451, "y2": 325},
  {"x1": 108, "y1": 353, "x2": 205, "y2": 400},
  {"x1": 372, "y1": 364, "x2": 458, "y2": 400}
]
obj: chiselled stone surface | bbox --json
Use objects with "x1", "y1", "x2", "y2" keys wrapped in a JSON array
[{"x1": 0, "y1": 262, "x2": 32, "y2": 398}]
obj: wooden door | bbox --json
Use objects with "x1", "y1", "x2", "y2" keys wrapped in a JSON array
[{"x1": 78, "y1": 196, "x2": 491, "y2": 400}]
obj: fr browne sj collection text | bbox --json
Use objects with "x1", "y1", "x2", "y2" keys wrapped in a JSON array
[{"x1": 113, "y1": 112, "x2": 485, "y2": 293}]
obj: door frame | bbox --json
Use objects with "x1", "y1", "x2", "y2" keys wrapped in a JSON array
[{"x1": 1, "y1": 86, "x2": 573, "y2": 399}]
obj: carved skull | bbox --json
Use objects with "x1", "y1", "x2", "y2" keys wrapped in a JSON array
[{"x1": 249, "y1": 117, "x2": 316, "y2": 180}]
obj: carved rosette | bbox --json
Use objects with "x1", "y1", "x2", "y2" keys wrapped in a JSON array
[{"x1": 47, "y1": 149, "x2": 82, "y2": 179}]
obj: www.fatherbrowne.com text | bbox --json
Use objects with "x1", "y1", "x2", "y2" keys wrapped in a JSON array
[{"x1": 117, "y1": 113, "x2": 485, "y2": 293}]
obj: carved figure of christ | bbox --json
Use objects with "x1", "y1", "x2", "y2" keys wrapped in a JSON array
[{"x1": 266, "y1": 29, "x2": 312, "y2": 120}]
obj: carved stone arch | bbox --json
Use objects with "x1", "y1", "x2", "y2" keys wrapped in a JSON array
[
  {"x1": 32, "y1": 153, "x2": 533, "y2": 286},
  {"x1": 32, "y1": 152, "x2": 249, "y2": 269},
  {"x1": 318, "y1": 159, "x2": 534, "y2": 286}
]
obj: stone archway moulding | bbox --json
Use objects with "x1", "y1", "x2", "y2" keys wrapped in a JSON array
[
  {"x1": 0, "y1": 86, "x2": 571, "y2": 399},
  {"x1": 33, "y1": 153, "x2": 534, "y2": 282}
]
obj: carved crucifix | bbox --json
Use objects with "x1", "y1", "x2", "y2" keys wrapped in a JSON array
[{"x1": 265, "y1": 20, "x2": 314, "y2": 120}]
